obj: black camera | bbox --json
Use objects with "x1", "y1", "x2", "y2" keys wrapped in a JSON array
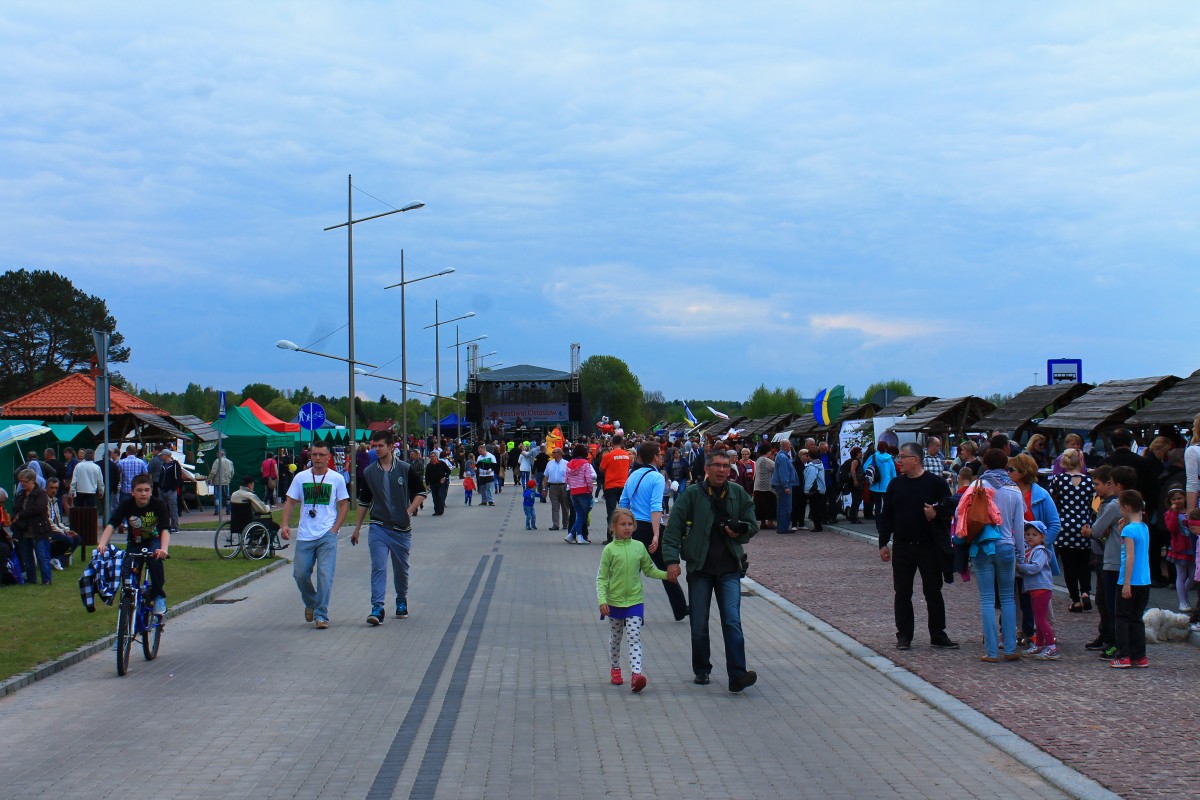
[{"x1": 308, "y1": 508, "x2": 317, "y2": 518}]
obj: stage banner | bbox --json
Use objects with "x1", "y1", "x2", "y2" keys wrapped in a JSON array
[{"x1": 484, "y1": 403, "x2": 570, "y2": 424}]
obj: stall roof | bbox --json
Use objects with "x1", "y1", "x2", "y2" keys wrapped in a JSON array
[
  {"x1": 738, "y1": 413, "x2": 798, "y2": 439},
  {"x1": 1126, "y1": 369, "x2": 1200, "y2": 427},
  {"x1": 133, "y1": 412, "x2": 190, "y2": 439},
  {"x1": 892, "y1": 396, "x2": 997, "y2": 433},
  {"x1": 874, "y1": 395, "x2": 937, "y2": 418},
  {"x1": 241, "y1": 398, "x2": 301, "y2": 433},
  {"x1": 172, "y1": 414, "x2": 219, "y2": 442},
  {"x1": 705, "y1": 416, "x2": 748, "y2": 438},
  {"x1": 1039, "y1": 376, "x2": 1180, "y2": 431},
  {"x1": 972, "y1": 383, "x2": 1094, "y2": 434}
]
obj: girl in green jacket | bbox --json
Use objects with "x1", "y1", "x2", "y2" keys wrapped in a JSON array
[{"x1": 598, "y1": 508, "x2": 675, "y2": 693}]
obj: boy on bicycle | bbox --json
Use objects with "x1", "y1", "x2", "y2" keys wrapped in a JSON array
[{"x1": 98, "y1": 473, "x2": 171, "y2": 614}]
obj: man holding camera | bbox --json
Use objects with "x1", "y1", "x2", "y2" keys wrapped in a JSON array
[{"x1": 663, "y1": 450, "x2": 760, "y2": 692}]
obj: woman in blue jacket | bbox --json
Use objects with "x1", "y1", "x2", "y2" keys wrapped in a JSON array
[{"x1": 865, "y1": 442, "x2": 897, "y2": 536}]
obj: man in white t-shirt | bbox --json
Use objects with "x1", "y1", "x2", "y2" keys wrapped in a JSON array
[
  {"x1": 280, "y1": 439, "x2": 349, "y2": 628},
  {"x1": 475, "y1": 444, "x2": 497, "y2": 506}
]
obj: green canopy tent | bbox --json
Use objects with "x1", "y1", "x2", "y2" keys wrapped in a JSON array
[{"x1": 210, "y1": 406, "x2": 293, "y2": 497}]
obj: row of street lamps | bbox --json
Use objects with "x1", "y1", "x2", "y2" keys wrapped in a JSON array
[{"x1": 276, "y1": 177, "x2": 489, "y2": 504}]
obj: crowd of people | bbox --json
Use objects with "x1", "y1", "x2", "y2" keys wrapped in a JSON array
[{"x1": 7, "y1": 413, "x2": 1199, "y2": 693}]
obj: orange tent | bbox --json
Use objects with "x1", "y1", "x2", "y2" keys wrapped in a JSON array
[{"x1": 240, "y1": 398, "x2": 301, "y2": 433}]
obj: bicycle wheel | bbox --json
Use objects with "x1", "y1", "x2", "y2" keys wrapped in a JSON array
[
  {"x1": 242, "y1": 522, "x2": 270, "y2": 560},
  {"x1": 142, "y1": 606, "x2": 162, "y2": 661},
  {"x1": 214, "y1": 522, "x2": 242, "y2": 559},
  {"x1": 116, "y1": 599, "x2": 134, "y2": 676}
]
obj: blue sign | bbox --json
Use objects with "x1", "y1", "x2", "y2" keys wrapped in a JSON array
[
  {"x1": 1047, "y1": 359, "x2": 1083, "y2": 385},
  {"x1": 218, "y1": 390, "x2": 227, "y2": 419},
  {"x1": 299, "y1": 402, "x2": 326, "y2": 431}
]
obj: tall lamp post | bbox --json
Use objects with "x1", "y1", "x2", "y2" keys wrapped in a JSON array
[
  {"x1": 423, "y1": 303, "x2": 474, "y2": 449},
  {"x1": 323, "y1": 176, "x2": 422, "y2": 506},
  {"x1": 382, "y1": 250, "x2": 453, "y2": 449},
  {"x1": 448, "y1": 329, "x2": 488, "y2": 443}
]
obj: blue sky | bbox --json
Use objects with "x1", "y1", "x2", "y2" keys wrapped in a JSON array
[{"x1": 3, "y1": 2, "x2": 1198, "y2": 407}]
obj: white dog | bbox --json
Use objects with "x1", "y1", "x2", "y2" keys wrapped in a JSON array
[{"x1": 1142, "y1": 607, "x2": 1192, "y2": 644}]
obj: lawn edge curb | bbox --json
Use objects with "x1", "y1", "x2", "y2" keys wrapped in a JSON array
[{"x1": 0, "y1": 558, "x2": 286, "y2": 699}]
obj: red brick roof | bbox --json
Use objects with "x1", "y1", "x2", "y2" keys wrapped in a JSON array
[{"x1": 1, "y1": 373, "x2": 169, "y2": 419}]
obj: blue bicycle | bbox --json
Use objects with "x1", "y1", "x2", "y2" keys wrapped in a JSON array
[{"x1": 116, "y1": 549, "x2": 167, "y2": 676}]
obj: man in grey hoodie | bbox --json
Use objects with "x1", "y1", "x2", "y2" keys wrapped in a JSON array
[{"x1": 352, "y1": 429, "x2": 427, "y2": 626}]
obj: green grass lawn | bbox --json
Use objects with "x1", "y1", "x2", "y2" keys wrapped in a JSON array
[
  {"x1": 177, "y1": 507, "x2": 299, "y2": 531},
  {"x1": 0, "y1": 546, "x2": 277, "y2": 681}
]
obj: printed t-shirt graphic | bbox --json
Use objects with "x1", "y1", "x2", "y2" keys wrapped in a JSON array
[{"x1": 286, "y1": 468, "x2": 350, "y2": 541}]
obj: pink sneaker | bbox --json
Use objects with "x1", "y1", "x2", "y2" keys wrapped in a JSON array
[
  {"x1": 1132, "y1": 656, "x2": 1149, "y2": 668},
  {"x1": 610, "y1": 668, "x2": 623, "y2": 685},
  {"x1": 630, "y1": 673, "x2": 647, "y2": 693},
  {"x1": 1109, "y1": 657, "x2": 1131, "y2": 669}
]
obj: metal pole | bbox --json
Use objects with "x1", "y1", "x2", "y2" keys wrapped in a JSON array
[
  {"x1": 217, "y1": 417, "x2": 224, "y2": 527},
  {"x1": 347, "y1": 174, "x2": 357, "y2": 509},
  {"x1": 455, "y1": 325, "x2": 462, "y2": 444},
  {"x1": 434, "y1": 299, "x2": 441, "y2": 451},
  {"x1": 400, "y1": 248, "x2": 408, "y2": 449}
]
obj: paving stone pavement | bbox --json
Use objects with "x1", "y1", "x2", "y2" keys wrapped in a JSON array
[
  {"x1": 1, "y1": 489, "x2": 1079, "y2": 799},
  {"x1": 746, "y1": 524, "x2": 1198, "y2": 800}
]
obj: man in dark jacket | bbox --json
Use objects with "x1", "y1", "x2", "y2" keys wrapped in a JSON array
[
  {"x1": 663, "y1": 450, "x2": 759, "y2": 692},
  {"x1": 156, "y1": 449, "x2": 185, "y2": 532},
  {"x1": 424, "y1": 452, "x2": 451, "y2": 516},
  {"x1": 878, "y1": 442, "x2": 957, "y2": 651}
]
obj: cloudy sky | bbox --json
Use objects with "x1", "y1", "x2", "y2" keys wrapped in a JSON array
[{"x1": 3, "y1": 2, "x2": 1198, "y2": 409}]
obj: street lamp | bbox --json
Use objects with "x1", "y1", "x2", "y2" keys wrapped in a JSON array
[
  {"x1": 322, "y1": 175, "x2": 422, "y2": 506},
  {"x1": 447, "y1": 331, "x2": 488, "y2": 442},
  {"x1": 382, "y1": 250, "x2": 454, "y2": 448},
  {"x1": 423, "y1": 304, "x2": 474, "y2": 449},
  {"x1": 353, "y1": 368, "x2": 455, "y2": 400},
  {"x1": 275, "y1": 340, "x2": 380, "y2": 369}
]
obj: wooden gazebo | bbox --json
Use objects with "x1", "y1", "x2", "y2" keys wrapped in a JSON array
[
  {"x1": 1039, "y1": 376, "x2": 1180, "y2": 435},
  {"x1": 973, "y1": 383, "x2": 1094, "y2": 441},
  {"x1": 892, "y1": 396, "x2": 997, "y2": 439},
  {"x1": 1126, "y1": 369, "x2": 1200, "y2": 428},
  {"x1": 874, "y1": 395, "x2": 938, "y2": 418}
]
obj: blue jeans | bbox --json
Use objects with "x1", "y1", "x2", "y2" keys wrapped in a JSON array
[
  {"x1": 524, "y1": 506, "x2": 536, "y2": 528},
  {"x1": 212, "y1": 484, "x2": 231, "y2": 513},
  {"x1": 368, "y1": 523, "x2": 410, "y2": 607},
  {"x1": 479, "y1": 478, "x2": 494, "y2": 505},
  {"x1": 972, "y1": 543, "x2": 1016, "y2": 658},
  {"x1": 687, "y1": 570, "x2": 748, "y2": 682},
  {"x1": 293, "y1": 531, "x2": 338, "y2": 622},
  {"x1": 570, "y1": 494, "x2": 593, "y2": 540},
  {"x1": 775, "y1": 490, "x2": 792, "y2": 533},
  {"x1": 17, "y1": 538, "x2": 52, "y2": 584}
]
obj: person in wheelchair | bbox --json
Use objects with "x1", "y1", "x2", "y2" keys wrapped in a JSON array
[{"x1": 231, "y1": 476, "x2": 280, "y2": 536}]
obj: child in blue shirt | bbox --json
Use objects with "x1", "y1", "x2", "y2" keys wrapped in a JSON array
[
  {"x1": 523, "y1": 479, "x2": 542, "y2": 529},
  {"x1": 1112, "y1": 489, "x2": 1151, "y2": 669}
]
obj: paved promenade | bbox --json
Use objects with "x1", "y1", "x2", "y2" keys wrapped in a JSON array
[{"x1": 2, "y1": 488, "x2": 1076, "y2": 799}]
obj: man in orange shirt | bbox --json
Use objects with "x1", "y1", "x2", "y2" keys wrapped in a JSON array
[{"x1": 600, "y1": 434, "x2": 634, "y2": 535}]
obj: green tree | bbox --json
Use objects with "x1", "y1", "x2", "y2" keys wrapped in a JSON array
[
  {"x1": 241, "y1": 382, "x2": 281, "y2": 407},
  {"x1": 266, "y1": 396, "x2": 299, "y2": 422},
  {"x1": 861, "y1": 379, "x2": 915, "y2": 406},
  {"x1": 580, "y1": 355, "x2": 647, "y2": 432},
  {"x1": 0, "y1": 268, "x2": 130, "y2": 401}
]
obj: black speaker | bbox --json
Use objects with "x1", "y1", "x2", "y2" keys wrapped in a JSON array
[
  {"x1": 466, "y1": 393, "x2": 482, "y2": 424},
  {"x1": 568, "y1": 392, "x2": 582, "y2": 422}
]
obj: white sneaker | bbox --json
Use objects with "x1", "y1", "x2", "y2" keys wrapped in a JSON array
[
  {"x1": 1022, "y1": 644, "x2": 1041, "y2": 656},
  {"x1": 50, "y1": 558, "x2": 64, "y2": 571},
  {"x1": 1179, "y1": 604, "x2": 1194, "y2": 613},
  {"x1": 1191, "y1": 622, "x2": 1200, "y2": 633},
  {"x1": 564, "y1": 534, "x2": 576, "y2": 544}
]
